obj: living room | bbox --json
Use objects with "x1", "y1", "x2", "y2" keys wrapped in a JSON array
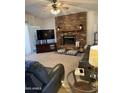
[
  {"x1": 25, "y1": 0, "x2": 98, "y2": 93},
  {"x1": 1, "y1": 0, "x2": 123, "y2": 93}
]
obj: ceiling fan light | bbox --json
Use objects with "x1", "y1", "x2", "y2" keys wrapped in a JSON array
[{"x1": 51, "y1": 8, "x2": 60, "y2": 15}]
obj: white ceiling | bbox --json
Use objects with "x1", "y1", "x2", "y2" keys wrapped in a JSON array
[{"x1": 25, "y1": 0, "x2": 98, "y2": 18}]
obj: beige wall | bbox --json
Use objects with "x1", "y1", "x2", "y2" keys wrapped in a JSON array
[
  {"x1": 25, "y1": 12, "x2": 56, "y2": 29},
  {"x1": 25, "y1": 12, "x2": 44, "y2": 28},
  {"x1": 40, "y1": 17, "x2": 57, "y2": 42},
  {"x1": 87, "y1": 11, "x2": 98, "y2": 45},
  {"x1": 41, "y1": 17, "x2": 55, "y2": 29}
]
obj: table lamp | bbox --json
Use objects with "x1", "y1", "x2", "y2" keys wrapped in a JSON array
[
  {"x1": 89, "y1": 45, "x2": 98, "y2": 67},
  {"x1": 89, "y1": 45, "x2": 98, "y2": 88}
]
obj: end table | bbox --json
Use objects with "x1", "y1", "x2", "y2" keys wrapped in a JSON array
[{"x1": 67, "y1": 70, "x2": 97, "y2": 93}]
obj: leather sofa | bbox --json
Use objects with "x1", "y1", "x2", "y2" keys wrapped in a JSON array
[{"x1": 25, "y1": 61, "x2": 65, "y2": 93}]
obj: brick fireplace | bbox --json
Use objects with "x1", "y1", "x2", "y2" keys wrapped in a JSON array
[{"x1": 55, "y1": 12, "x2": 87, "y2": 49}]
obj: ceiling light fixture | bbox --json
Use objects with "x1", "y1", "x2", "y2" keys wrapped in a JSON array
[
  {"x1": 51, "y1": 8, "x2": 60, "y2": 15},
  {"x1": 51, "y1": 3, "x2": 61, "y2": 15}
]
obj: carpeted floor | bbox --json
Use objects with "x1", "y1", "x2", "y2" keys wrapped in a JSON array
[
  {"x1": 26, "y1": 52, "x2": 83, "y2": 92},
  {"x1": 58, "y1": 86, "x2": 69, "y2": 93}
]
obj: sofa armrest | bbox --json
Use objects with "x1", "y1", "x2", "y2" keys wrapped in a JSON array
[
  {"x1": 42, "y1": 64, "x2": 65, "y2": 93},
  {"x1": 48, "y1": 64, "x2": 65, "y2": 80},
  {"x1": 42, "y1": 73, "x2": 61, "y2": 93}
]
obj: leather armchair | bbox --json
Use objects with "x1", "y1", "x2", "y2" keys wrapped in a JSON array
[{"x1": 25, "y1": 61, "x2": 65, "y2": 93}]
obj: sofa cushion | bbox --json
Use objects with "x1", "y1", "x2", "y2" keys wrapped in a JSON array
[
  {"x1": 25, "y1": 72, "x2": 42, "y2": 90},
  {"x1": 25, "y1": 61, "x2": 49, "y2": 86}
]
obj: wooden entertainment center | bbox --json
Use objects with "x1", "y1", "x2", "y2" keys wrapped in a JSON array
[
  {"x1": 36, "y1": 43, "x2": 57, "y2": 53},
  {"x1": 36, "y1": 29, "x2": 56, "y2": 53}
]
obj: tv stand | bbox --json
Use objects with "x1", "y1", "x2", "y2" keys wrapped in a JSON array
[{"x1": 36, "y1": 43, "x2": 57, "y2": 53}]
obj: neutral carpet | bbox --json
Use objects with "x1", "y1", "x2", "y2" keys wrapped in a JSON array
[
  {"x1": 58, "y1": 86, "x2": 69, "y2": 93},
  {"x1": 26, "y1": 52, "x2": 83, "y2": 90}
]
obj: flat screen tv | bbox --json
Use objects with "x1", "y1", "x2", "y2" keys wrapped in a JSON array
[{"x1": 37, "y1": 29, "x2": 55, "y2": 40}]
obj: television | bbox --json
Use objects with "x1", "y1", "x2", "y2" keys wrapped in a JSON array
[{"x1": 37, "y1": 29, "x2": 55, "y2": 40}]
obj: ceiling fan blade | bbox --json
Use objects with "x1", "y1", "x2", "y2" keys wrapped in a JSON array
[
  {"x1": 60, "y1": 1, "x2": 97, "y2": 11},
  {"x1": 62, "y1": 7, "x2": 69, "y2": 10},
  {"x1": 54, "y1": 2, "x2": 69, "y2": 10},
  {"x1": 60, "y1": 0, "x2": 98, "y2": 4}
]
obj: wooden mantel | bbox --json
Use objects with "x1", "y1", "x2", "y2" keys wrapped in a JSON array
[{"x1": 60, "y1": 30, "x2": 81, "y2": 32}]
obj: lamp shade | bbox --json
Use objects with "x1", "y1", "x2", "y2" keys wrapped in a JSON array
[{"x1": 89, "y1": 45, "x2": 98, "y2": 67}]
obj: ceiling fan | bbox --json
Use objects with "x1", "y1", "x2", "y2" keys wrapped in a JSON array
[
  {"x1": 47, "y1": 0, "x2": 69, "y2": 15},
  {"x1": 26, "y1": 0, "x2": 98, "y2": 17},
  {"x1": 44, "y1": 0, "x2": 93, "y2": 15}
]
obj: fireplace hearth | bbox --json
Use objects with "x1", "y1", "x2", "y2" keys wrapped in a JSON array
[
  {"x1": 56, "y1": 30, "x2": 86, "y2": 49},
  {"x1": 63, "y1": 35, "x2": 76, "y2": 45}
]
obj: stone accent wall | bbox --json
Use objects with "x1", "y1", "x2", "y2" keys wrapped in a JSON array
[{"x1": 55, "y1": 12, "x2": 87, "y2": 49}]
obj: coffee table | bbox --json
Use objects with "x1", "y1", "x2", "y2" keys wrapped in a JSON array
[{"x1": 67, "y1": 70, "x2": 97, "y2": 93}]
